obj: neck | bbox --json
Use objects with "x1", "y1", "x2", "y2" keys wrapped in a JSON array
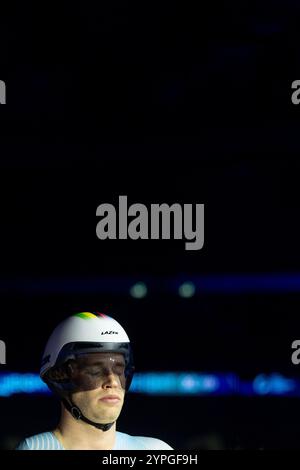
[{"x1": 54, "y1": 405, "x2": 117, "y2": 450}]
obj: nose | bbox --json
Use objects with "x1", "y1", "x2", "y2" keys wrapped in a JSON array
[{"x1": 102, "y1": 371, "x2": 121, "y2": 389}]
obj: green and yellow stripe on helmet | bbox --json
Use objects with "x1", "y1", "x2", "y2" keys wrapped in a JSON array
[{"x1": 74, "y1": 312, "x2": 108, "y2": 320}]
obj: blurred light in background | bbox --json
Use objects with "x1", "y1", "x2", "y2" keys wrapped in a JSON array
[
  {"x1": 178, "y1": 281, "x2": 196, "y2": 298},
  {"x1": 0, "y1": 371, "x2": 299, "y2": 397},
  {"x1": 4, "y1": 273, "x2": 300, "y2": 295},
  {"x1": 0, "y1": 373, "x2": 49, "y2": 397},
  {"x1": 253, "y1": 373, "x2": 296, "y2": 395},
  {"x1": 130, "y1": 372, "x2": 221, "y2": 395},
  {"x1": 130, "y1": 282, "x2": 148, "y2": 298}
]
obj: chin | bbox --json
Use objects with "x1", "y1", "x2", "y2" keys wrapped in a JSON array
[
  {"x1": 93, "y1": 416, "x2": 117, "y2": 425},
  {"x1": 93, "y1": 410, "x2": 119, "y2": 422}
]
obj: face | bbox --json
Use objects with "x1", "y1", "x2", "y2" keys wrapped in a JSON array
[{"x1": 67, "y1": 352, "x2": 126, "y2": 424}]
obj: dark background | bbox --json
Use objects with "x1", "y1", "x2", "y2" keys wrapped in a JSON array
[{"x1": 1, "y1": 0, "x2": 300, "y2": 449}]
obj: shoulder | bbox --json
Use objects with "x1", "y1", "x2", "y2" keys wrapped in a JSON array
[
  {"x1": 15, "y1": 432, "x2": 63, "y2": 450},
  {"x1": 115, "y1": 431, "x2": 173, "y2": 450},
  {"x1": 134, "y1": 436, "x2": 173, "y2": 450}
]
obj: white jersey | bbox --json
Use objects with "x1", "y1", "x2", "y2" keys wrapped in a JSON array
[{"x1": 16, "y1": 431, "x2": 173, "y2": 450}]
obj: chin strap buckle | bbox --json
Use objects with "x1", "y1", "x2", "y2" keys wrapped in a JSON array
[
  {"x1": 99, "y1": 423, "x2": 112, "y2": 432},
  {"x1": 71, "y1": 406, "x2": 82, "y2": 420}
]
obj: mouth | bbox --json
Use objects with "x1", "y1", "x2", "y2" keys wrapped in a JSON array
[{"x1": 99, "y1": 395, "x2": 121, "y2": 404}]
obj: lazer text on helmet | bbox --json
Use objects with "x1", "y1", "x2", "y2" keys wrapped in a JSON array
[
  {"x1": 96, "y1": 196, "x2": 204, "y2": 251},
  {"x1": 0, "y1": 340, "x2": 6, "y2": 365}
]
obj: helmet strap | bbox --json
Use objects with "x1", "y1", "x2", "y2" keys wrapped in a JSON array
[{"x1": 62, "y1": 397, "x2": 115, "y2": 432}]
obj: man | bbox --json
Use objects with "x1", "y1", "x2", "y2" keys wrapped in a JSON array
[{"x1": 16, "y1": 311, "x2": 173, "y2": 450}]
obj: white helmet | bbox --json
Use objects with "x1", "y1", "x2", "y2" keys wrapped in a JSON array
[
  {"x1": 40, "y1": 312, "x2": 135, "y2": 431},
  {"x1": 40, "y1": 312, "x2": 133, "y2": 382}
]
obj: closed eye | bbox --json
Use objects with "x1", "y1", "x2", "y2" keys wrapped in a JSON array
[
  {"x1": 114, "y1": 366, "x2": 125, "y2": 375},
  {"x1": 86, "y1": 368, "x2": 102, "y2": 376}
]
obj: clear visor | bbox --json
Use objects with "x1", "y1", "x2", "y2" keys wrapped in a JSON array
[{"x1": 66, "y1": 352, "x2": 127, "y2": 391}]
